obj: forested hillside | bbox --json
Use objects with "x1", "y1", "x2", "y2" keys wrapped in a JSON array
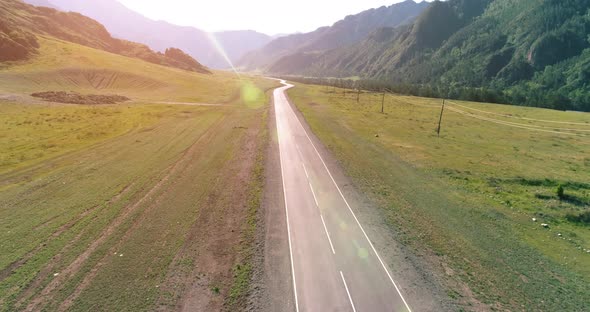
[
  {"x1": 272, "y1": 0, "x2": 590, "y2": 111},
  {"x1": 238, "y1": 0, "x2": 429, "y2": 70}
]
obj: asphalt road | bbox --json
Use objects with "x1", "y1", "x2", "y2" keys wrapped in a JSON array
[{"x1": 274, "y1": 80, "x2": 412, "y2": 312}]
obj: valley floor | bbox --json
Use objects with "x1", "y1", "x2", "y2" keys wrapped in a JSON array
[
  {"x1": 0, "y1": 36, "x2": 280, "y2": 310},
  {"x1": 2, "y1": 33, "x2": 589, "y2": 311}
]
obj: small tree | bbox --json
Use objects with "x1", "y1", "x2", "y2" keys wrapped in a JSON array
[{"x1": 556, "y1": 184, "x2": 565, "y2": 200}]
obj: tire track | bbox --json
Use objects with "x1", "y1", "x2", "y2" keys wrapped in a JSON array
[
  {"x1": 58, "y1": 116, "x2": 228, "y2": 311},
  {"x1": 447, "y1": 100, "x2": 590, "y2": 126},
  {"x1": 399, "y1": 97, "x2": 589, "y2": 136},
  {"x1": 0, "y1": 204, "x2": 101, "y2": 283},
  {"x1": 25, "y1": 116, "x2": 227, "y2": 311},
  {"x1": 446, "y1": 106, "x2": 588, "y2": 136},
  {"x1": 11, "y1": 183, "x2": 135, "y2": 308}
]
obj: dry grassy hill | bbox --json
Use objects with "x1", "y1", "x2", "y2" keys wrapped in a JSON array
[{"x1": 0, "y1": 0, "x2": 209, "y2": 73}]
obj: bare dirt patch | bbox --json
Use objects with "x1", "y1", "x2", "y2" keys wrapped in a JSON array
[
  {"x1": 31, "y1": 91, "x2": 130, "y2": 105},
  {"x1": 154, "y1": 113, "x2": 265, "y2": 312}
]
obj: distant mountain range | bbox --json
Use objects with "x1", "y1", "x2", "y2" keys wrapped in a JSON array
[
  {"x1": 22, "y1": 0, "x2": 273, "y2": 69},
  {"x1": 17, "y1": 0, "x2": 590, "y2": 111},
  {"x1": 238, "y1": 0, "x2": 430, "y2": 71}
]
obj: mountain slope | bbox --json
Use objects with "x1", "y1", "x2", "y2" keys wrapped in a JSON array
[
  {"x1": 213, "y1": 30, "x2": 274, "y2": 67},
  {"x1": 2, "y1": 0, "x2": 209, "y2": 73},
  {"x1": 238, "y1": 0, "x2": 429, "y2": 70},
  {"x1": 29, "y1": 0, "x2": 272, "y2": 69},
  {"x1": 19, "y1": 0, "x2": 57, "y2": 9},
  {"x1": 274, "y1": 0, "x2": 590, "y2": 111}
]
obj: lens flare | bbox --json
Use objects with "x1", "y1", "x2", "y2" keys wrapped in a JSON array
[
  {"x1": 205, "y1": 32, "x2": 266, "y2": 109},
  {"x1": 205, "y1": 32, "x2": 240, "y2": 77},
  {"x1": 241, "y1": 81, "x2": 265, "y2": 108}
]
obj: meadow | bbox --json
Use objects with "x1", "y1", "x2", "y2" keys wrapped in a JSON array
[
  {"x1": 0, "y1": 36, "x2": 279, "y2": 311},
  {"x1": 287, "y1": 83, "x2": 590, "y2": 310}
]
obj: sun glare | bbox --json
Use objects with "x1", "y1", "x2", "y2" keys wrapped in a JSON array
[{"x1": 205, "y1": 32, "x2": 241, "y2": 76}]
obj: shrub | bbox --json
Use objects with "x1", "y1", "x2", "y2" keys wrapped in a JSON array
[{"x1": 556, "y1": 184, "x2": 565, "y2": 199}]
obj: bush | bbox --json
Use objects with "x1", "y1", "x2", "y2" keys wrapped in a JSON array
[{"x1": 556, "y1": 184, "x2": 565, "y2": 199}]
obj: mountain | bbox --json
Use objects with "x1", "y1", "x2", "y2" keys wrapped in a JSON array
[
  {"x1": 1, "y1": 0, "x2": 209, "y2": 73},
  {"x1": 237, "y1": 0, "x2": 430, "y2": 70},
  {"x1": 24, "y1": 0, "x2": 272, "y2": 69},
  {"x1": 270, "y1": 0, "x2": 590, "y2": 112},
  {"x1": 213, "y1": 30, "x2": 274, "y2": 68}
]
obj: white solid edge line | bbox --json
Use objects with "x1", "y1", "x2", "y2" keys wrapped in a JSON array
[
  {"x1": 340, "y1": 271, "x2": 357, "y2": 312},
  {"x1": 320, "y1": 215, "x2": 336, "y2": 254},
  {"x1": 275, "y1": 88, "x2": 300, "y2": 312},
  {"x1": 284, "y1": 84, "x2": 413, "y2": 312}
]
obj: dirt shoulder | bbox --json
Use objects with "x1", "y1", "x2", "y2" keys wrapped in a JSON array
[
  {"x1": 153, "y1": 109, "x2": 267, "y2": 312},
  {"x1": 251, "y1": 92, "x2": 295, "y2": 312}
]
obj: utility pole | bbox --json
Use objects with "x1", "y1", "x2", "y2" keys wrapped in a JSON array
[
  {"x1": 381, "y1": 91, "x2": 385, "y2": 113},
  {"x1": 437, "y1": 99, "x2": 446, "y2": 137}
]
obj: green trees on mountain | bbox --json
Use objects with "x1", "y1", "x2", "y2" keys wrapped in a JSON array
[
  {"x1": 270, "y1": 0, "x2": 590, "y2": 111},
  {"x1": 388, "y1": 0, "x2": 590, "y2": 111}
]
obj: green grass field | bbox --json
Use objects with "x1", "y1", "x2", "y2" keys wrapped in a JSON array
[
  {"x1": 0, "y1": 36, "x2": 279, "y2": 311},
  {"x1": 287, "y1": 83, "x2": 590, "y2": 310}
]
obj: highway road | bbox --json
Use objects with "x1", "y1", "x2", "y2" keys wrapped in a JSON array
[{"x1": 274, "y1": 80, "x2": 412, "y2": 312}]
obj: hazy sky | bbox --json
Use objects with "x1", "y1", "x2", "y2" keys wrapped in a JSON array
[{"x1": 117, "y1": 0, "x2": 429, "y2": 35}]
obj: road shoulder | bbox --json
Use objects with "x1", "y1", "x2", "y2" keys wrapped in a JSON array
[{"x1": 253, "y1": 91, "x2": 296, "y2": 312}]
